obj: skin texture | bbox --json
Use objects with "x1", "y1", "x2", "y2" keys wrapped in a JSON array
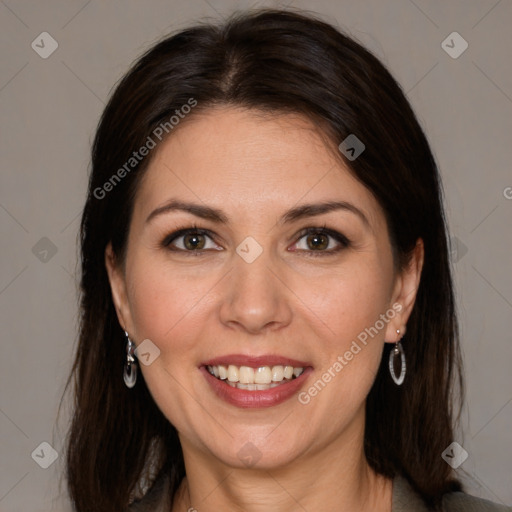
[{"x1": 106, "y1": 107, "x2": 424, "y2": 512}]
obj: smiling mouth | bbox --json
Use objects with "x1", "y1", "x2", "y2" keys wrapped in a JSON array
[{"x1": 206, "y1": 364, "x2": 305, "y2": 391}]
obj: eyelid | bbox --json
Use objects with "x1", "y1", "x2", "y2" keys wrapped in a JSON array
[
  {"x1": 291, "y1": 226, "x2": 350, "y2": 255},
  {"x1": 161, "y1": 224, "x2": 350, "y2": 255},
  {"x1": 162, "y1": 225, "x2": 220, "y2": 250}
]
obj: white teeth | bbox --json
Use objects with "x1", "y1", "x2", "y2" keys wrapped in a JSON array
[
  {"x1": 207, "y1": 363, "x2": 305, "y2": 387},
  {"x1": 218, "y1": 365, "x2": 227, "y2": 380},
  {"x1": 227, "y1": 365, "x2": 239, "y2": 382},
  {"x1": 272, "y1": 365, "x2": 284, "y2": 382},
  {"x1": 239, "y1": 366, "x2": 255, "y2": 384},
  {"x1": 227, "y1": 382, "x2": 285, "y2": 390},
  {"x1": 254, "y1": 366, "x2": 272, "y2": 384}
]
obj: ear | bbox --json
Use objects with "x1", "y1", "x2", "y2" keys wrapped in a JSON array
[
  {"x1": 384, "y1": 238, "x2": 424, "y2": 343},
  {"x1": 105, "y1": 242, "x2": 133, "y2": 333}
]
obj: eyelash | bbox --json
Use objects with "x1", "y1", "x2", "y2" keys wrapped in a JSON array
[{"x1": 161, "y1": 223, "x2": 350, "y2": 257}]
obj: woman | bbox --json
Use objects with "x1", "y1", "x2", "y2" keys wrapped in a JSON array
[{"x1": 63, "y1": 9, "x2": 510, "y2": 512}]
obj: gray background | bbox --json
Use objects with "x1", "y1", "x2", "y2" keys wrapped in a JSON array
[{"x1": 1, "y1": 1, "x2": 511, "y2": 510}]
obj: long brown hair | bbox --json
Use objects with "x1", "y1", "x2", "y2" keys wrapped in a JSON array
[{"x1": 62, "y1": 8, "x2": 464, "y2": 511}]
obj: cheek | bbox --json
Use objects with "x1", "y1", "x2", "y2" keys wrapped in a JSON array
[
  {"x1": 125, "y1": 256, "x2": 218, "y2": 431},
  {"x1": 299, "y1": 257, "x2": 394, "y2": 397},
  {"x1": 127, "y1": 244, "x2": 394, "y2": 362},
  {"x1": 308, "y1": 258, "x2": 394, "y2": 340},
  {"x1": 127, "y1": 253, "x2": 215, "y2": 345}
]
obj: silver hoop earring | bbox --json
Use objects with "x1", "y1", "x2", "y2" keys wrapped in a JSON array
[
  {"x1": 123, "y1": 331, "x2": 138, "y2": 388},
  {"x1": 389, "y1": 329, "x2": 406, "y2": 386}
]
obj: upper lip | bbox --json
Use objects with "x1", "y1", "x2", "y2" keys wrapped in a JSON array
[{"x1": 202, "y1": 354, "x2": 311, "y2": 368}]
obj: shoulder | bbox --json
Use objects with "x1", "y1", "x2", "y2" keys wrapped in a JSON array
[
  {"x1": 442, "y1": 491, "x2": 512, "y2": 512},
  {"x1": 393, "y1": 476, "x2": 511, "y2": 512}
]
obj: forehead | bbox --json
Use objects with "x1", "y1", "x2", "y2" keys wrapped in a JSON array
[{"x1": 134, "y1": 107, "x2": 382, "y2": 227}]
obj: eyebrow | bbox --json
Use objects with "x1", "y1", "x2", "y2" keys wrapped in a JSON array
[{"x1": 145, "y1": 199, "x2": 370, "y2": 228}]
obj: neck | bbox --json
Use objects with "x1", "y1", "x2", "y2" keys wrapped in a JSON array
[{"x1": 172, "y1": 412, "x2": 392, "y2": 512}]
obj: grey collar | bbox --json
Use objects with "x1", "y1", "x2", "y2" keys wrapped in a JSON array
[
  {"x1": 131, "y1": 473, "x2": 433, "y2": 511},
  {"x1": 392, "y1": 475, "x2": 431, "y2": 512}
]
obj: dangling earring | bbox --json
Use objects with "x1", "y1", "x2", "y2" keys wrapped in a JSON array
[
  {"x1": 389, "y1": 329, "x2": 406, "y2": 386},
  {"x1": 123, "y1": 330, "x2": 138, "y2": 388}
]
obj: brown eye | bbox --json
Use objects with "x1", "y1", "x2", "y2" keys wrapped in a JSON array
[
  {"x1": 183, "y1": 232, "x2": 206, "y2": 250},
  {"x1": 305, "y1": 233, "x2": 329, "y2": 251},
  {"x1": 163, "y1": 228, "x2": 220, "y2": 252},
  {"x1": 291, "y1": 227, "x2": 350, "y2": 256}
]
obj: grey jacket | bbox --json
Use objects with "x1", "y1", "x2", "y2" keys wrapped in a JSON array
[
  {"x1": 128, "y1": 473, "x2": 511, "y2": 511},
  {"x1": 393, "y1": 476, "x2": 511, "y2": 512}
]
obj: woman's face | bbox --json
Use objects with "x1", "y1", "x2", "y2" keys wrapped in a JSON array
[{"x1": 107, "y1": 107, "x2": 421, "y2": 470}]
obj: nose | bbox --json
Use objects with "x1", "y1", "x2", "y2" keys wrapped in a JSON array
[{"x1": 219, "y1": 247, "x2": 293, "y2": 335}]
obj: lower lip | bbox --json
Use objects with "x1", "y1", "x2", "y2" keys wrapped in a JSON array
[{"x1": 201, "y1": 366, "x2": 312, "y2": 409}]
